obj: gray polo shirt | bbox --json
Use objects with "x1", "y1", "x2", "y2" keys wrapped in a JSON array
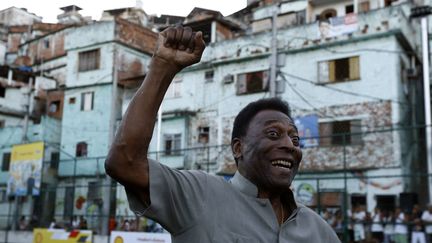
[{"x1": 127, "y1": 160, "x2": 341, "y2": 243}]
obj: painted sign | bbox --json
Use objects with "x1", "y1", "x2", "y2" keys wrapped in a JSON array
[
  {"x1": 110, "y1": 232, "x2": 171, "y2": 243},
  {"x1": 296, "y1": 183, "x2": 316, "y2": 206},
  {"x1": 294, "y1": 115, "x2": 319, "y2": 148},
  {"x1": 8, "y1": 142, "x2": 44, "y2": 196},
  {"x1": 318, "y1": 13, "x2": 358, "y2": 39},
  {"x1": 33, "y1": 228, "x2": 92, "y2": 243}
]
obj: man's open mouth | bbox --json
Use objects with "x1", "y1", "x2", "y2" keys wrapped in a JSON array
[{"x1": 271, "y1": 160, "x2": 293, "y2": 169}]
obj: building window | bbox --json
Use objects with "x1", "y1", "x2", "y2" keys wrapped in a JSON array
[
  {"x1": 87, "y1": 181, "x2": 101, "y2": 202},
  {"x1": 1, "y1": 153, "x2": 11, "y2": 171},
  {"x1": 236, "y1": 70, "x2": 269, "y2": 95},
  {"x1": 78, "y1": 49, "x2": 100, "y2": 72},
  {"x1": 50, "y1": 152, "x2": 60, "y2": 169},
  {"x1": 166, "y1": 76, "x2": 182, "y2": 98},
  {"x1": 204, "y1": 70, "x2": 214, "y2": 82},
  {"x1": 320, "y1": 9, "x2": 337, "y2": 21},
  {"x1": 76, "y1": 142, "x2": 88, "y2": 157},
  {"x1": 44, "y1": 39, "x2": 50, "y2": 48},
  {"x1": 0, "y1": 86, "x2": 5, "y2": 97},
  {"x1": 384, "y1": 0, "x2": 396, "y2": 7},
  {"x1": 81, "y1": 92, "x2": 94, "y2": 111},
  {"x1": 198, "y1": 126, "x2": 210, "y2": 144},
  {"x1": 69, "y1": 97, "x2": 76, "y2": 104},
  {"x1": 164, "y1": 134, "x2": 181, "y2": 155},
  {"x1": 319, "y1": 119, "x2": 362, "y2": 146},
  {"x1": 318, "y1": 56, "x2": 360, "y2": 83},
  {"x1": 345, "y1": 5, "x2": 354, "y2": 14},
  {"x1": 49, "y1": 100, "x2": 61, "y2": 114}
]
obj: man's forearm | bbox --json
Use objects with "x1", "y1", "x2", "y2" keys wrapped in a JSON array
[
  {"x1": 105, "y1": 57, "x2": 180, "y2": 185},
  {"x1": 117, "y1": 57, "x2": 180, "y2": 155}
]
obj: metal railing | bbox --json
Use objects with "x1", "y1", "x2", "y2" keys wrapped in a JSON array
[{"x1": 0, "y1": 125, "x2": 430, "y2": 242}]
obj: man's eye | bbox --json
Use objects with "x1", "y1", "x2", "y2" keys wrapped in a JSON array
[
  {"x1": 291, "y1": 136, "x2": 300, "y2": 146},
  {"x1": 268, "y1": 131, "x2": 279, "y2": 137}
]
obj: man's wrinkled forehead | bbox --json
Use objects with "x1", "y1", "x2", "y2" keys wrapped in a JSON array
[{"x1": 251, "y1": 110, "x2": 298, "y2": 131}]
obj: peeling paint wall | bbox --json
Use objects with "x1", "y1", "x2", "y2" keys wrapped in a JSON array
[{"x1": 115, "y1": 18, "x2": 157, "y2": 55}]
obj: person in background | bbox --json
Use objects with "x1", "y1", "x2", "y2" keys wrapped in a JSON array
[
  {"x1": 410, "y1": 205, "x2": 426, "y2": 243},
  {"x1": 72, "y1": 215, "x2": 80, "y2": 229},
  {"x1": 332, "y1": 209, "x2": 344, "y2": 240},
  {"x1": 371, "y1": 207, "x2": 384, "y2": 243},
  {"x1": 49, "y1": 218, "x2": 58, "y2": 229},
  {"x1": 383, "y1": 209, "x2": 395, "y2": 243},
  {"x1": 79, "y1": 215, "x2": 87, "y2": 230},
  {"x1": 353, "y1": 205, "x2": 366, "y2": 243},
  {"x1": 18, "y1": 216, "x2": 27, "y2": 230},
  {"x1": 394, "y1": 207, "x2": 408, "y2": 243},
  {"x1": 421, "y1": 204, "x2": 432, "y2": 243}
]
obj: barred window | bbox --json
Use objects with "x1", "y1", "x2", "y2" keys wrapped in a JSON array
[
  {"x1": 78, "y1": 49, "x2": 100, "y2": 72},
  {"x1": 319, "y1": 119, "x2": 362, "y2": 146},
  {"x1": 164, "y1": 134, "x2": 181, "y2": 155}
]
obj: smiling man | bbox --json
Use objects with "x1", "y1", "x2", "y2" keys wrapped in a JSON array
[{"x1": 105, "y1": 26, "x2": 340, "y2": 243}]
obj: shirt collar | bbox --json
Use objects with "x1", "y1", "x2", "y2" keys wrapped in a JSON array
[
  {"x1": 230, "y1": 171, "x2": 258, "y2": 197},
  {"x1": 230, "y1": 171, "x2": 299, "y2": 213}
]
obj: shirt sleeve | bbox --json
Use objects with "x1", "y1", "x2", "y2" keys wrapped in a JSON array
[{"x1": 126, "y1": 159, "x2": 208, "y2": 235}]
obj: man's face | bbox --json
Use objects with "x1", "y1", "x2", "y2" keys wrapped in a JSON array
[{"x1": 234, "y1": 110, "x2": 303, "y2": 192}]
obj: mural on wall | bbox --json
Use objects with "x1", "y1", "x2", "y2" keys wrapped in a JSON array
[
  {"x1": 294, "y1": 115, "x2": 319, "y2": 148},
  {"x1": 7, "y1": 142, "x2": 44, "y2": 196},
  {"x1": 296, "y1": 183, "x2": 316, "y2": 206}
]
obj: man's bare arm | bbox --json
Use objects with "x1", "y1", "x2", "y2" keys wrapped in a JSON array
[{"x1": 105, "y1": 26, "x2": 205, "y2": 204}]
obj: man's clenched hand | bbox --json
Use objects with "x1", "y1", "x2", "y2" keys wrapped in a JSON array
[{"x1": 153, "y1": 26, "x2": 206, "y2": 70}]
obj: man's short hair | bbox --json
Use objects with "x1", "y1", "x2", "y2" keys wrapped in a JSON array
[{"x1": 231, "y1": 97, "x2": 293, "y2": 143}]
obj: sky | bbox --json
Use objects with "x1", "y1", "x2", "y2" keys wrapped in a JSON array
[{"x1": 0, "y1": 0, "x2": 247, "y2": 23}]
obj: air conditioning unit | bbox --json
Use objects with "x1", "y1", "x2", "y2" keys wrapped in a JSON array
[{"x1": 223, "y1": 74, "x2": 234, "y2": 84}]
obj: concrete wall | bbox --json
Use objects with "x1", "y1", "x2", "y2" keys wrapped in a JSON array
[
  {"x1": 0, "y1": 87, "x2": 26, "y2": 113},
  {"x1": 60, "y1": 84, "x2": 113, "y2": 161},
  {"x1": 0, "y1": 7, "x2": 41, "y2": 26}
]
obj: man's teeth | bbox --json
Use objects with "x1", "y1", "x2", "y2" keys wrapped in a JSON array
[{"x1": 271, "y1": 160, "x2": 292, "y2": 168}]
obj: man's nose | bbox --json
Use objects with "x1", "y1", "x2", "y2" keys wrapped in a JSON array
[{"x1": 280, "y1": 134, "x2": 295, "y2": 149}]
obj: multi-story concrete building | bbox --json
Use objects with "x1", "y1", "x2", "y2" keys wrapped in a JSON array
[
  {"x1": 140, "y1": 0, "x2": 427, "y2": 214},
  {"x1": 55, "y1": 18, "x2": 157, "y2": 232}
]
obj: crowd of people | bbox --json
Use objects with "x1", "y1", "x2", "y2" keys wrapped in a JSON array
[{"x1": 321, "y1": 204, "x2": 432, "y2": 243}]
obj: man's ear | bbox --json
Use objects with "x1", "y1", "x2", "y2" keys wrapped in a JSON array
[{"x1": 231, "y1": 138, "x2": 242, "y2": 160}]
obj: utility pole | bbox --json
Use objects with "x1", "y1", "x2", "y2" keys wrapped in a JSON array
[
  {"x1": 410, "y1": 5, "x2": 432, "y2": 203},
  {"x1": 103, "y1": 46, "x2": 118, "y2": 235},
  {"x1": 270, "y1": 8, "x2": 278, "y2": 98},
  {"x1": 22, "y1": 76, "x2": 34, "y2": 142},
  {"x1": 12, "y1": 74, "x2": 34, "y2": 231}
]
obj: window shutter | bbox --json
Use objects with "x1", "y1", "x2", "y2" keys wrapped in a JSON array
[
  {"x1": 237, "y1": 74, "x2": 247, "y2": 94},
  {"x1": 328, "y1": 60, "x2": 336, "y2": 82},
  {"x1": 318, "y1": 61, "x2": 329, "y2": 83},
  {"x1": 319, "y1": 122, "x2": 333, "y2": 146},
  {"x1": 350, "y1": 119, "x2": 363, "y2": 145},
  {"x1": 349, "y1": 56, "x2": 360, "y2": 80}
]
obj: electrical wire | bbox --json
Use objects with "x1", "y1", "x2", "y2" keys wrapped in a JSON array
[{"x1": 279, "y1": 71, "x2": 412, "y2": 107}]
